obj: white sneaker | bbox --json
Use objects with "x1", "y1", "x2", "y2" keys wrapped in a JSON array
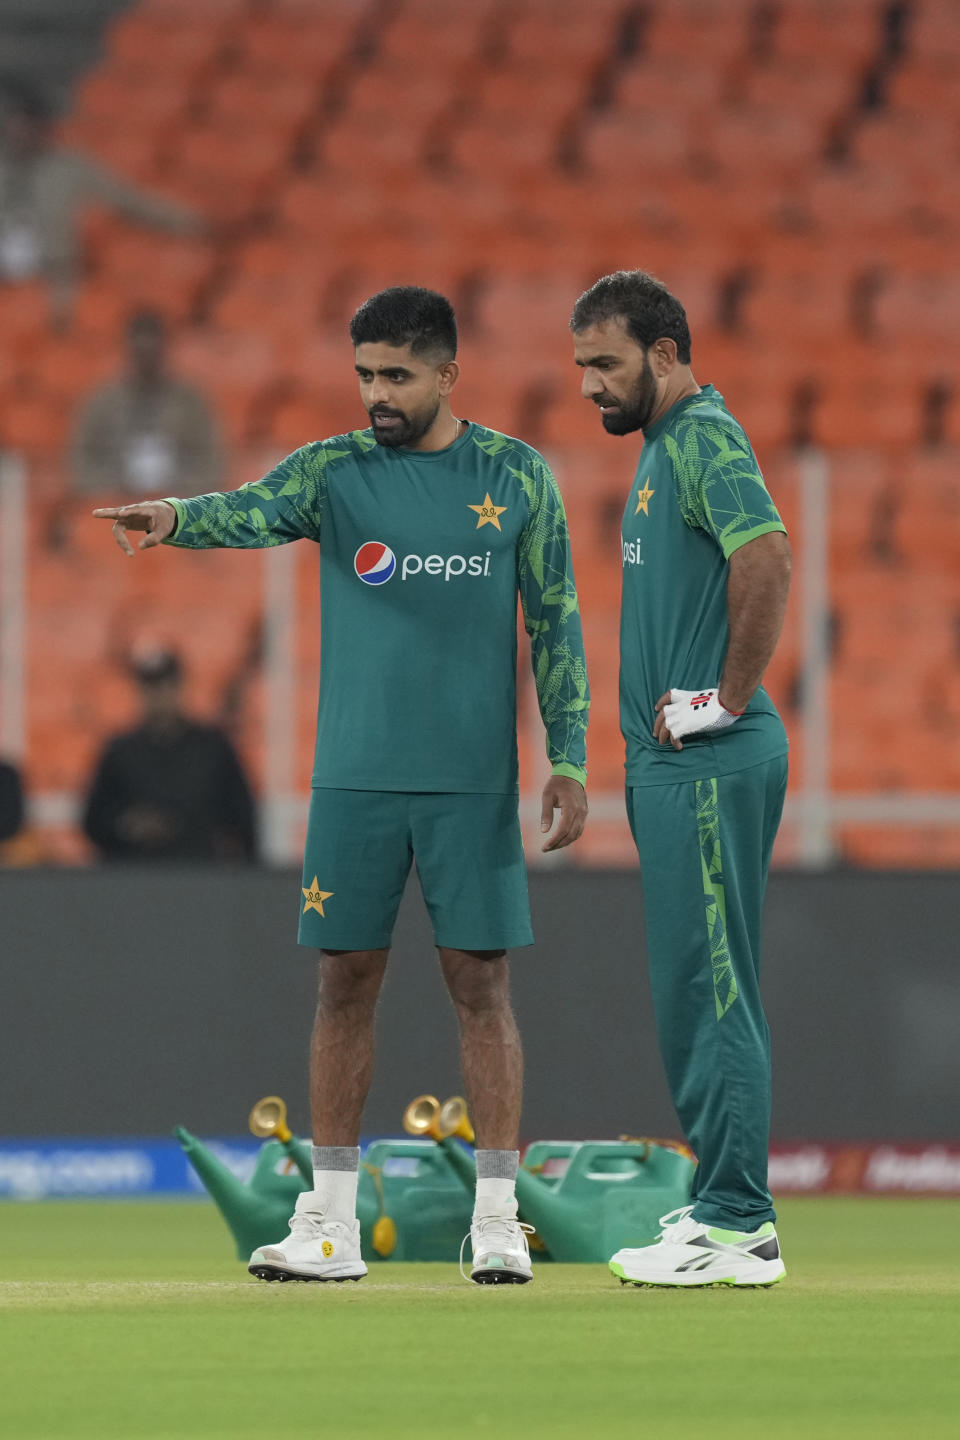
[
  {"x1": 463, "y1": 1216, "x2": 534, "y2": 1285},
  {"x1": 248, "y1": 1191, "x2": 368, "y2": 1283},
  {"x1": 609, "y1": 1205, "x2": 786, "y2": 1288}
]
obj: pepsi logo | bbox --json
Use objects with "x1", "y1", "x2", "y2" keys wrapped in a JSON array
[{"x1": 354, "y1": 542, "x2": 396, "y2": 585}]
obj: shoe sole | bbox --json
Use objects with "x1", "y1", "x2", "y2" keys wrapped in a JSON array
[
  {"x1": 248, "y1": 1264, "x2": 365, "y2": 1284},
  {"x1": 609, "y1": 1261, "x2": 785, "y2": 1290},
  {"x1": 471, "y1": 1270, "x2": 532, "y2": 1285}
]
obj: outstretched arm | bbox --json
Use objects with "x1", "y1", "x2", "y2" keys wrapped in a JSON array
[{"x1": 93, "y1": 444, "x2": 330, "y2": 554}]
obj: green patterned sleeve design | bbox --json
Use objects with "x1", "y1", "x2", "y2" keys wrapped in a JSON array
[
  {"x1": 163, "y1": 442, "x2": 337, "y2": 550},
  {"x1": 666, "y1": 416, "x2": 786, "y2": 560},
  {"x1": 515, "y1": 453, "x2": 589, "y2": 785}
]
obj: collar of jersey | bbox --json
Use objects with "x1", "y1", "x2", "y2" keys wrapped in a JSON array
[
  {"x1": 642, "y1": 384, "x2": 719, "y2": 443},
  {"x1": 371, "y1": 419, "x2": 475, "y2": 460}
]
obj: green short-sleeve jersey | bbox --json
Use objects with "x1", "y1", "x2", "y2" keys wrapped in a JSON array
[
  {"x1": 620, "y1": 385, "x2": 788, "y2": 787},
  {"x1": 164, "y1": 422, "x2": 588, "y2": 794}
]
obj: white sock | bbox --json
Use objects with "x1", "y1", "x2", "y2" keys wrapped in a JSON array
[
  {"x1": 474, "y1": 1177, "x2": 518, "y2": 1221},
  {"x1": 310, "y1": 1145, "x2": 360, "y2": 1222}
]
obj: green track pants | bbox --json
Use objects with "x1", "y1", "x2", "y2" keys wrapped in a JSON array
[{"x1": 627, "y1": 754, "x2": 788, "y2": 1232}]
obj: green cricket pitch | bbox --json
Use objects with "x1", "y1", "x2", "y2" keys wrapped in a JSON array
[{"x1": 1, "y1": 1197, "x2": 958, "y2": 1439}]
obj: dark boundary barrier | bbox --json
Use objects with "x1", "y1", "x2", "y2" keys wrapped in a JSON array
[{"x1": 2, "y1": 868, "x2": 957, "y2": 1140}]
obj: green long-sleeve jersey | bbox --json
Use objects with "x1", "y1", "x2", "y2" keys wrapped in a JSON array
[
  {"x1": 165, "y1": 422, "x2": 589, "y2": 794},
  {"x1": 620, "y1": 385, "x2": 788, "y2": 786}
]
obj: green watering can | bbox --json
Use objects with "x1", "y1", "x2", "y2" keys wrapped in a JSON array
[
  {"x1": 402, "y1": 1097, "x2": 696, "y2": 1263},
  {"x1": 176, "y1": 1096, "x2": 473, "y2": 1262}
]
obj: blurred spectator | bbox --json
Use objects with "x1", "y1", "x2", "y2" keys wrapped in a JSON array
[
  {"x1": 0, "y1": 758, "x2": 24, "y2": 843},
  {"x1": 83, "y1": 649, "x2": 257, "y2": 863},
  {"x1": 71, "y1": 309, "x2": 222, "y2": 495},
  {"x1": 0, "y1": 85, "x2": 201, "y2": 324}
]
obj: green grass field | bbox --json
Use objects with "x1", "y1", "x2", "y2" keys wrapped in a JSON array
[{"x1": 1, "y1": 1198, "x2": 958, "y2": 1439}]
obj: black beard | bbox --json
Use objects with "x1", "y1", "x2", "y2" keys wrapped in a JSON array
[
  {"x1": 369, "y1": 401, "x2": 439, "y2": 448},
  {"x1": 597, "y1": 358, "x2": 658, "y2": 435},
  {"x1": 600, "y1": 406, "x2": 647, "y2": 435}
]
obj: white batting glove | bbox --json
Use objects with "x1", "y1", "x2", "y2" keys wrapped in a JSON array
[{"x1": 662, "y1": 688, "x2": 744, "y2": 740}]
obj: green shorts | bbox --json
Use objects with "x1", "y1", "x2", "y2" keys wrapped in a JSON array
[{"x1": 298, "y1": 789, "x2": 533, "y2": 952}]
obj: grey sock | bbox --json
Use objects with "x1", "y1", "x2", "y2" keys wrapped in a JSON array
[
  {"x1": 311, "y1": 1145, "x2": 360, "y2": 1171},
  {"x1": 475, "y1": 1149, "x2": 519, "y2": 1181}
]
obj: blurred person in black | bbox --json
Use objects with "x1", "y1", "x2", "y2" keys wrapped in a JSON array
[
  {"x1": 71, "y1": 309, "x2": 221, "y2": 496},
  {"x1": 0, "y1": 86, "x2": 202, "y2": 325},
  {"x1": 0, "y1": 758, "x2": 24, "y2": 844},
  {"x1": 83, "y1": 649, "x2": 257, "y2": 862}
]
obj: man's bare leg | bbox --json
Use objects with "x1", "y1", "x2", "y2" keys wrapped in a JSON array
[
  {"x1": 248, "y1": 948, "x2": 386, "y2": 1281},
  {"x1": 438, "y1": 947, "x2": 523, "y2": 1149},
  {"x1": 311, "y1": 948, "x2": 389, "y2": 1144},
  {"x1": 438, "y1": 947, "x2": 531, "y2": 1281}
]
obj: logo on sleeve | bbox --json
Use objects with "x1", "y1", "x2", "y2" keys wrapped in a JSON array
[
  {"x1": 354, "y1": 542, "x2": 396, "y2": 585},
  {"x1": 468, "y1": 494, "x2": 507, "y2": 530}
]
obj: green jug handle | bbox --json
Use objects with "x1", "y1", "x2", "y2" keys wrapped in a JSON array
[
  {"x1": 521, "y1": 1141, "x2": 579, "y2": 1175},
  {"x1": 557, "y1": 1140, "x2": 650, "y2": 1185}
]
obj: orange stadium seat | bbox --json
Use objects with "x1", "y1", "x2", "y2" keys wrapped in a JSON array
[
  {"x1": 578, "y1": 110, "x2": 697, "y2": 181},
  {"x1": 737, "y1": 264, "x2": 859, "y2": 345},
  {"x1": 1, "y1": 392, "x2": 68, "y2": 455},
  {"x1": 853, "y1": 108, "x2": 954, "y2": 184},
  {"x1": 502, "y1": 7, "x2": 627, "y2": 68},
  {"x1": 885, "y1": 56, "x2": 960, "y2": 115},
  {"x1": 812, "y1": 379, "x2": 925, "y2": 450},
  {"x1": 871, "y1": 271, "x2": 960, "y2": 345},
  {"x1": 474, "y1": 62, "x2": 593, "y2": 118},
  {"x1": 700, "y1": 107, "x2": 827, "y2": 180},
  {"x1": 642, "y1": 1, "x2": 754, "y2": 62},
  {"x1": 743, "y1": 57, "x2": 863, "y2": 121},
  {"x1": 614, "y1": 57, "x2": 731, "y2": 114},
  {"x1": 771, "y1": 0, "x2": 881, "y2": 64},
  {"x1": 205, "y1": 72, "x2": 319, "y2": 135},
  {"x1": 0, "y1": 283, "x2": 48, "y2": 352},
  {"x1": 377, "y1": 1, "x2": 496, "y2": 65},
  {"x1": 444, "y1": 113, "x2": 572, "y2": 180},
  {"x1": 319, "y1": 108, "x2": 442, "y2": 171},
  {"x1": 336, "y1": 56, "x2": 460, "y2": 118},
  {"x1": 235, "y1": 10, "x2": 360, "y2": 75},
  {"x1": 908, "y1": 0, "x2": 960, "y2": 62},
  {"x1": 105, "y1": 9, "x2": 232, "y2": 74},
  {"x1": 173, "y1": 328, "x2": 280, "y2": 447},
  {"x1": 92, "y1": 229, "x2": 214, "y2": 319},
  {"x1": 160, "y1": 123, "x2": 292, "y2": 219},
  {"x1": 71, "y1": 66, "x2": 190, "y2": 130},
  {"x1": 55, "y1": 117, "x2": 161, "y2": 182}
]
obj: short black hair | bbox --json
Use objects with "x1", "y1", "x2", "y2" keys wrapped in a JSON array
[
  {"x1": 570, "y1": 270, "x2": 692, "y2": 364},
  {"x1": 349, "y1": 286, "x2": 457, "y2": 361}
]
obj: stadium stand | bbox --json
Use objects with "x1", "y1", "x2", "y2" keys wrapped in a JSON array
[{"x1": 3, "y1": 0, "x2": 959, "y2": 865}]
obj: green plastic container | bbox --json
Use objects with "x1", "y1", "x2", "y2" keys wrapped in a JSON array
[
  {"x1": 515, "y1": 1140, "x2": 695, "y2": 1263},
  {"x1": 361, "y1": 1139, "x2": 474, "y2": 1261}
]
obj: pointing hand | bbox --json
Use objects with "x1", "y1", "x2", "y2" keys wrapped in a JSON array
[{"x1": 92, "y1": 501, "x2": 177, "y2": 556}]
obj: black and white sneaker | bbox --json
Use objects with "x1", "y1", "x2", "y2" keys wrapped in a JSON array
[
  {"x1": 610, "y1": 1205, "x2": 785, "y2": 1288},
  {"x1": 462, "y1": 1217, "x2": 534, "y2": 1285},
  {"x1": 248, "y1": 1192, "x2": 367, "y2": 1283}
]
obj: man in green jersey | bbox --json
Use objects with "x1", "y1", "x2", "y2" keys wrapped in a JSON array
[
  {"x1": 95, "y1": 287, "x2": 589, "y2": 1285},
  {"x1": 571, "y1": 271, "x2": 791, "y2": 1288}
]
